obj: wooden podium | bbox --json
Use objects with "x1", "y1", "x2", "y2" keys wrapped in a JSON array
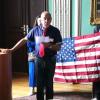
[{"x1": 0, "y1": 53, "x2": 12, "y2": 100}]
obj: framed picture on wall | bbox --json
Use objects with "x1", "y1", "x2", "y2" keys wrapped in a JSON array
[{"x1": 90, "y1": 0, "x2": 100, "y2": 25}]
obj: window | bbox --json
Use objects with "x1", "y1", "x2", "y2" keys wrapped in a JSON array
[{"x1": 51, "y1": 0, "x2": 71, "y2": 38}]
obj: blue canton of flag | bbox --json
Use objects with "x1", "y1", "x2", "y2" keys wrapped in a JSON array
[{"x1": 56, "y1": 38, "x2": 76, "y2": 62}]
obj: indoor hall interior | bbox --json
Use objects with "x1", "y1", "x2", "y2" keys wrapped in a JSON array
[{"x1": 12, "y1": 73, "x2": 92, "y2": 98}]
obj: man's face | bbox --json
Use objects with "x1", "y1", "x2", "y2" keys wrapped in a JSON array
[{"x1": 41, "y1": 12, "x2": 52, "y2": 29}]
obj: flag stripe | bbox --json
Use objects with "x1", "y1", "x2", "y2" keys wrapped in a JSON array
[
  {"x1": 55, "y1": 66, "x2": 100, "y2": 73},
  {"x1": 76, "y1": 48, "x2": 100, "y2": 54},
  {"x1": 56, "y1": 63, "x2": 100, "y2": 69},
  {"x1": 55, "y1": 70, "x2": 100, "y2": 76},
  {"x1": 54, "y1": 77, "x2": 100, "y2": 83},
  {"x1": 75, "y1": 40, "x2": 100, "y2": 47}
]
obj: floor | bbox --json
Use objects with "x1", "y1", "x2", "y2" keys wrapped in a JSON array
[{"x1": 12, "y1": 73, "x2": 92, "y2": 98}]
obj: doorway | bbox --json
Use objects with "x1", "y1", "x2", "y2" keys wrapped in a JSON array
[{"x1": 1, "y1": 0, "x2": 46, "y2": 72}]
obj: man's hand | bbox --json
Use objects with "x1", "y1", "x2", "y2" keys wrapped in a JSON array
[
  {"x1": 41, "y1": 42, "x2": 62, "y2": 51},
  {"x1": 42, "y1": 42, "x2": 51, "y2": 48},
  {"x1": 49, "y1": 43, "x2": 62, "y2": 51}
]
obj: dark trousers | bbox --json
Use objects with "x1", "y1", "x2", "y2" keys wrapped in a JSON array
[
  {"x1": 92, "y1": 81, "x2": 100, "y2": 100},
  {"x1": 35, "y1": 56, "x2": 56, "y2": 100}
]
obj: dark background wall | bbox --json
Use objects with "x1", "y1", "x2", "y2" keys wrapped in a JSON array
[
  {"x1": 0, "y1": 1, "x2": 5, "y2": 47},
  {"x1": 0, "y1": 0, "x2": 46, "y2": 73}
]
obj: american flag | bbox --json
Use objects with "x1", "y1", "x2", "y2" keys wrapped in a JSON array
[{"x1": 54, "y1": 32, "x2": 100, "y2": 83}]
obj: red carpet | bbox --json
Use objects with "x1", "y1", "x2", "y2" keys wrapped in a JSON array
[{"x1": 13, "y1": 92, "x2": 92, "y2": 100}]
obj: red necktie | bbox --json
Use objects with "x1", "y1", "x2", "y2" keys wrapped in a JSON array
[
  {"x1": 39, "y1": 43, "x2": 45, "y2": 57},
  {"x1": 39, "y1": 29, "x2": 47, "y2": 57}
]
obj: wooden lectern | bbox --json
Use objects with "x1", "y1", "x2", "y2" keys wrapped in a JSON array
[{"x1": 0, "y1": 53, "x2": 12, "y2": 100}]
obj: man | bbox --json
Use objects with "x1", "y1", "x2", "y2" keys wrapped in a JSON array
[{"x1": 2, "y1": 11, "x2": 62, "y2": 100}]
